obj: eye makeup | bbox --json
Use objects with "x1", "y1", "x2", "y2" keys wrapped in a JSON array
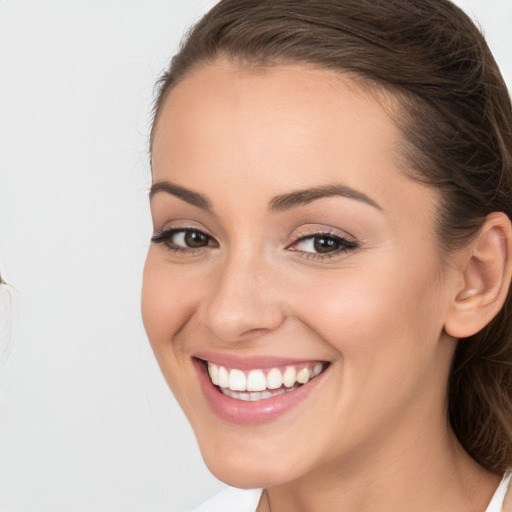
[
  {"x1": 151, "y1": 225, "x2": 359, "y2": 261},
  {"x1": 151, "y1": 227, "x2": 217, "y2": 254},
  {"x1": 287, "y1": 231, "x2": 359, "y2": 260}
]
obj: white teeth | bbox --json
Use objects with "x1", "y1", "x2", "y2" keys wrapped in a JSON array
[
  {"x1": 282, "y1": 366, "x2": 297, "y2": 387},
  {"x1": 208, "y1": 362, "x2": 219, "y2": 385},
  {"x1": 247, "y1": 370, "x2": 267, "y2": 392},
  {"x1": 218, "y1": 366, "x2": 229, "y2": 388},
  {"x1": 229, "y1": 369, "x2": 246, "y2": 391},
  {"x1": 223, "y1": 389, "x2": 239, "y2": 399},
  {"x1": 207, "y1": 361, "x2": 326, "y2": 398},
  {"x1": 266, "y1": 368, "x2": 283, "y2": 389},
  {"x1": 296, "y1": 367, "x2": 310, "y2": 384},
  {"x1": 220, "y1": 384, "x2": 300, "y2": 401}
]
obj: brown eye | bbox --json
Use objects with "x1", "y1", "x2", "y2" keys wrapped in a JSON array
[
  {"x1": 151, "y1": 228, "x2": 216, "y2": 251},
  {"x1": 294, "y1": 234, "x2": 353, "y2": 254},
  {"x1": 313, "y1": 236, "x2": 341, "y2": 253},
  {"x1": 183, "y1": 230, "x2": 210, "y2": 248},
  {"x1": 289, "y1": 232, "x2": 359, "y2": 259}
]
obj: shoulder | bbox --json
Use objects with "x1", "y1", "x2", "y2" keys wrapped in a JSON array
[{"x1": 191, "y1": 487, "x2": 263, "y2": 512}]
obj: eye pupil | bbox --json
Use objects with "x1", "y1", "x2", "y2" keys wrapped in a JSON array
[
  {"x1": 313, "y1": 236, "x2": 339, "y2": 253},
  {"x1": 184, "y1": 230, "x2": 209, "y2": 248}
]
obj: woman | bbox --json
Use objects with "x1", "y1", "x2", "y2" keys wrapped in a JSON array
[{"x1": 142, "y1": 0, "x2": 512, "y2": 510}]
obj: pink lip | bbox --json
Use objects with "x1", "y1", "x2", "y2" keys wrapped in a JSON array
[
  {"x1": 195, "y1": 351, "x2": 326, "y2": 370},
  {"x1": 193, "y1": 356, "x2": 329, "y2": 425}
]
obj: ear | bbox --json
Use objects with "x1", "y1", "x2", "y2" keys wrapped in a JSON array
[{"x1": 444, "y1": 212, "x2": 512, "y2": 339}]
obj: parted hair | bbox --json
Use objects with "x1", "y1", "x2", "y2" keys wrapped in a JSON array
[{"x1": 151, "y1": 0, "x2": 512, "y2": 473}]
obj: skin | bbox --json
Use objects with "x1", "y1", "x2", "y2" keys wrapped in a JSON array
[{"x1": 143, "y1": 60, "x2": 500, "y2": 511}]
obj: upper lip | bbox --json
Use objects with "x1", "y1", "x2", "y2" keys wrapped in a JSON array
[{"x1": 194, "y1": 351, "x2": 330, "y2": 370}]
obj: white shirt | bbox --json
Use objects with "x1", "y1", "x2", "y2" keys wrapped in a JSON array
[
  {"x1": 192, "y1": 473, "x2": 512, "y2": 512},
  {"x1": 191, "y1": 487, "x2": 262, "y2": 512}
]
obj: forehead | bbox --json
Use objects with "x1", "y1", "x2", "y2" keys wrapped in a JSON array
[
  {"x1": 153, "y1": 60, "x2": 397, "y2": 147},
  {"x1": 151, "y1": 59, "x2": 437, "y2": 225},
  {"x1": 154, "y1": 61, "x2": 396, "y2": 171}
]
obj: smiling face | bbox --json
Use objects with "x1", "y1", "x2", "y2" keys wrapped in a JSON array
[{"x1": 142, "y1": 60, "x2": 461, "y2": 489}]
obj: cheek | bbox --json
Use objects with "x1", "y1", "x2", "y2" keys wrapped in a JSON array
[
  {"x1": 141, "y1": 256, "x2": 172, "y2": 350},
  {"x1": 286, "y1": 253, "x2": 448, "y2": 374},
  {"x1": 141, "y1": 252, "x2": 199, "y2": 380},
  {"x1": 280, "y1": 260, "x2": 450, "y2": 449},
  {"x1": 142, "y1": 251, "x2": 197, "y2": 344},
  {"x1": 141, "y1": 252, "x2": 209, "y2": 415}
]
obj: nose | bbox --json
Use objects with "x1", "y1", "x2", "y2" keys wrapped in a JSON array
[{"x1": 200, "y1": 252, "x2": 286, "y2": 343}]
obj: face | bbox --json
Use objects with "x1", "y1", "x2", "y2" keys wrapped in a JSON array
[{"x1": 143, "y1": 60, "x2": 459, "y2": 489}]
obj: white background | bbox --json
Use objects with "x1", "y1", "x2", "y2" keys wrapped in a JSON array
[{"x1": 0, "y1": 1, "x2": 510, "y2": 511}]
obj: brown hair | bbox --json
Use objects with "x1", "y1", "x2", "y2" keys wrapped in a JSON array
[{"x1": 151, "y1": 0, "x2": 512, "y2": 473}]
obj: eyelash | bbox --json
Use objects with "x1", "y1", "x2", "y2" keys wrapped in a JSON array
[
  {"x1": 289, "y1": 231, "x2": 359, "y2": 260},
  {"x1": 151, "y1": 228, "x2": 358, "y2": 260}
]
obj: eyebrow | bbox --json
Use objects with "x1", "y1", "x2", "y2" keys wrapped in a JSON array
[
  {"x1": 149, "y1": 181, "x2": 212, "y2": 211},
  {"x1": 149, "y1": 180, "x2": 381, "y2": 213},
  {"x1": 268, "y1": 184, "x2": 382, "y2": 213}
]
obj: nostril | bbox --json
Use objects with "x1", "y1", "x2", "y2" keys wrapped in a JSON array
[{"x1": 239, "y1": 327, "x2": 271, "y2": 338}]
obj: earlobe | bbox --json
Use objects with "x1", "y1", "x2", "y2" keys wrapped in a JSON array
[{"x1": 444, "y1": 212, "x2": 512, "y2": 339}]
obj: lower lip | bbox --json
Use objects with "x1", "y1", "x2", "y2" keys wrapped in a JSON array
[{"x1": 194, "y1": 359, "x2": 327, "y2": 425}]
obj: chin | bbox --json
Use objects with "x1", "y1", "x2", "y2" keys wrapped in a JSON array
[
  {"x1": 198, "y1": 437, "x2": 301, "y2": 489},
  {"x1": 204, "y1": 460, "x2": 288, "y2": 490}
]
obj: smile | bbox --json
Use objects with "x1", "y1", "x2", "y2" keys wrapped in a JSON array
[
  {"x1": 194, "y1": 354, "x2": 331, "y2": 424},
  {"x1": 207, "y1": 361, "x2": 326, "y2": 402}
]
